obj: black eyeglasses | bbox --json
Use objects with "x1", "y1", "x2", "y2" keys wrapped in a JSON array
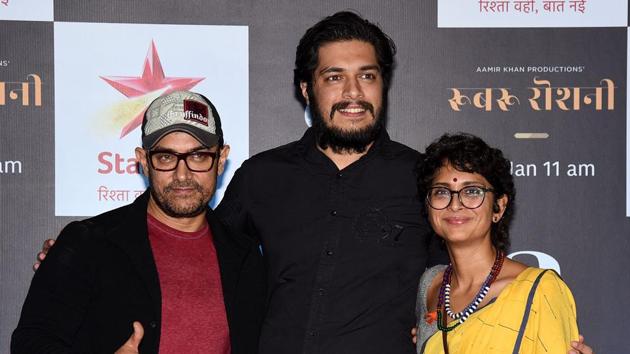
[
  {"x1": 426, "y1": 186, "x2": 494, "y2": 210},
  {"x1": 147, "y1": 149, "x2": 219, "y2": 172}
]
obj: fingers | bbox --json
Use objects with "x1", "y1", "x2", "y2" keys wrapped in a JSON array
[
  {"x1": 569, "y1": 335, "x2": 593, "y2": 354},
  {"x1": 33, "y1": 239, "x2": 56, "y2": 272},
  {"x1": 115, "y1": 322, "x2": 144, "y2": 354},
  {"x1": 129, "y1": 321, "x2": 144, "y2": 348},
  {"x1": 410, "y1": 326, "x2": 418, "y2": 344},
  {"x1": 33, "y1": 252, "x2": 46, "y2": 272},
  {"x1": 43, "y1": 239, "x2": 55, "y2": 252}
]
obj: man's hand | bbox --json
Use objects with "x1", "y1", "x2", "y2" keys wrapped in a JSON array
[
  {"x1": 114, "y1": 321, "x2": 144, "y2": 354},
  {"x1": 569, "y1": 335, "x2": 594, "y2": 354},
  {"x1": 33, "y1": 239, "x2": 55, "y2": 271}
]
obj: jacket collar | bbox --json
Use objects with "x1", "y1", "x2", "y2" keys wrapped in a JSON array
[{"x1": 107, "y1": 190, "x2": 162, "y2": 318}]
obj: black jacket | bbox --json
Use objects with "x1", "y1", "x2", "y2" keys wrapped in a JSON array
[{"x1": 12, "y1": 191, "x2": 265, "y2": 354}]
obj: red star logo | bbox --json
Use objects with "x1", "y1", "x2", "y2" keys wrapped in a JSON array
[{"x1": 100, "y1": 40, "x2": 204, "y2": 138}]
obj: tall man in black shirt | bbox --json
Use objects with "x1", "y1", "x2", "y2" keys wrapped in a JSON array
[{"x1": 216, "y1": 12, "x2": 445, "y2": 354}]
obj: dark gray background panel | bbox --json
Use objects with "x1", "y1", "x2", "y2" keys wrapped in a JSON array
[{"x1": 0, "y1": 1, "x2": 626, "y2": 352}]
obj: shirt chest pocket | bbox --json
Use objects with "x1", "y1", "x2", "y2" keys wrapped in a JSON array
[
  {"x1": 352, "y1": 201, "x2": 425, "y2": 248},
  {"x1": 353, "y1": 207, "x2": 404, "y2": 247}
]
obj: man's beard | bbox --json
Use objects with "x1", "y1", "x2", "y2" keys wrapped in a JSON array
[
  {"x1": 148, "y1": 171, "x2": 212, "y2": 218},
  {"x1": 308, "y1": 88, "x2": 385, "y2": 154}
]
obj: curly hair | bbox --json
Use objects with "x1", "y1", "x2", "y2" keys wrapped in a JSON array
[
  {"x1": 416, "y1": 133, "x2": 515, "y2": 251},
  {"x1": 293, "y1": 11, "x2": 396, "y2": 102}
]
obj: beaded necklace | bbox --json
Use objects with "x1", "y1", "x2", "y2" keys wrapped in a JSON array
[{"x1": 436, "y1": 250, "x2": 505, "y2": 332}]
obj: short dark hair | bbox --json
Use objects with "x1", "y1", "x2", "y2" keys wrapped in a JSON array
[
  {"x1": 293, "y1": 11, "x2": 396, "y2": 103},
  {"x1": 416, "y1": 133, "x2": 515, "y2": 251}
]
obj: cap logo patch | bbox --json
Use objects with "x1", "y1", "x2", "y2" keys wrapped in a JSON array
[{"x1": 179, "y1": 99, "x2": 209, "y2": 126}]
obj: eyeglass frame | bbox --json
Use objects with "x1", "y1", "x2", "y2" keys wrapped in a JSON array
[
  {"x1": 146, "y1": 149, "x2": 219, "y2": 172},
  {"x1": 425, "y1": 186, "x2": 495, "y2": 210}
]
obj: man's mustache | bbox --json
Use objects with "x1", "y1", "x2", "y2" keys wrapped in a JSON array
[
  {"x1": 330, "y1": 101, "x2": 374, "y2": 120},
  {"x1": 164, "y1": 181, "x2": 203, "y2": 194}
]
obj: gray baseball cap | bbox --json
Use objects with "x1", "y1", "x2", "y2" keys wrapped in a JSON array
[{"x1": 142, "y1": 90, "x2": 223, "y2": 148}]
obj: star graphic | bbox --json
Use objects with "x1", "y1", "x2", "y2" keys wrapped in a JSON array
[{"x1": 100, "y1": 40, "x2": 204, "y2": 138}]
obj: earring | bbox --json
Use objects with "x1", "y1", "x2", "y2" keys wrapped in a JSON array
[{"x1": 492, "y1": 216, "x2": 499, "y2": 223}]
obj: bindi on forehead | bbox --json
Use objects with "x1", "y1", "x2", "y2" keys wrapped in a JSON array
[{"x1": 452, "y1": 178, "x2": 458, "y2": 182}]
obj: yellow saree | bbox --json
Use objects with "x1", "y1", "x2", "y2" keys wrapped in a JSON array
[{"x1": 422, "y1": 267, "x2": 579, "y2": 354}]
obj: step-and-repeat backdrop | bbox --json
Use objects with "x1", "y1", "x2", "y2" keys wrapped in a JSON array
[{"x1": 1, "y1": 1, "x2": 628, "y2": 352}]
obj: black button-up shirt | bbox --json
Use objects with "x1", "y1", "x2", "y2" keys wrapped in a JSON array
[{"x1": 217, "y1": 128, "x2": 447, "y2": 354}]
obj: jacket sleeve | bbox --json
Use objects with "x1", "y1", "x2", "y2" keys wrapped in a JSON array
[
  {"x1": 215, "y1": 162, "x2": 267, "y2": 354},
  {"x1": 11, "y1": 221, "x2": 97, "y2": 354}
]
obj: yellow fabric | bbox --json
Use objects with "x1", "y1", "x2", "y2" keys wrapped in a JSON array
[{"x1": 423, "y1": 267, "x2": 579, "y2": 354}]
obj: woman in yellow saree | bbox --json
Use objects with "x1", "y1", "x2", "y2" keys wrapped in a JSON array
[{"x1": 415, "y1": 133, "x2": 579, "y2": 354}]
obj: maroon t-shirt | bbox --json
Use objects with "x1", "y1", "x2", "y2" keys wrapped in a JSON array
[{"x1": 147, "y1": 214, "x2": 230, "y2": 354}]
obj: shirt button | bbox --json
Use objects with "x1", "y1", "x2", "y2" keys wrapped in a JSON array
[
  {"x1": 149, "y1": 321, "x2": 158, "y2": 328},
  {"x1": 326, "y1": 250, "x2": 334, "y2": 256},
  {"x1": 308, "y1": 330, "x2": 317, "y2": 337},
  {"x1": 330, "y1": 210, "x2": 337, "y2": 216},
  {"x1": 336, "y1": 172, "x2": 343, "y2": 178},
  {"x1": 318, "y1": 288, "x2": 326, "y2": 296}
]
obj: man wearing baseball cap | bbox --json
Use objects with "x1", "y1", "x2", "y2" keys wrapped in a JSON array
[{"x1": 12, "y1": 91, "x2": 265, "y2": 354}]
